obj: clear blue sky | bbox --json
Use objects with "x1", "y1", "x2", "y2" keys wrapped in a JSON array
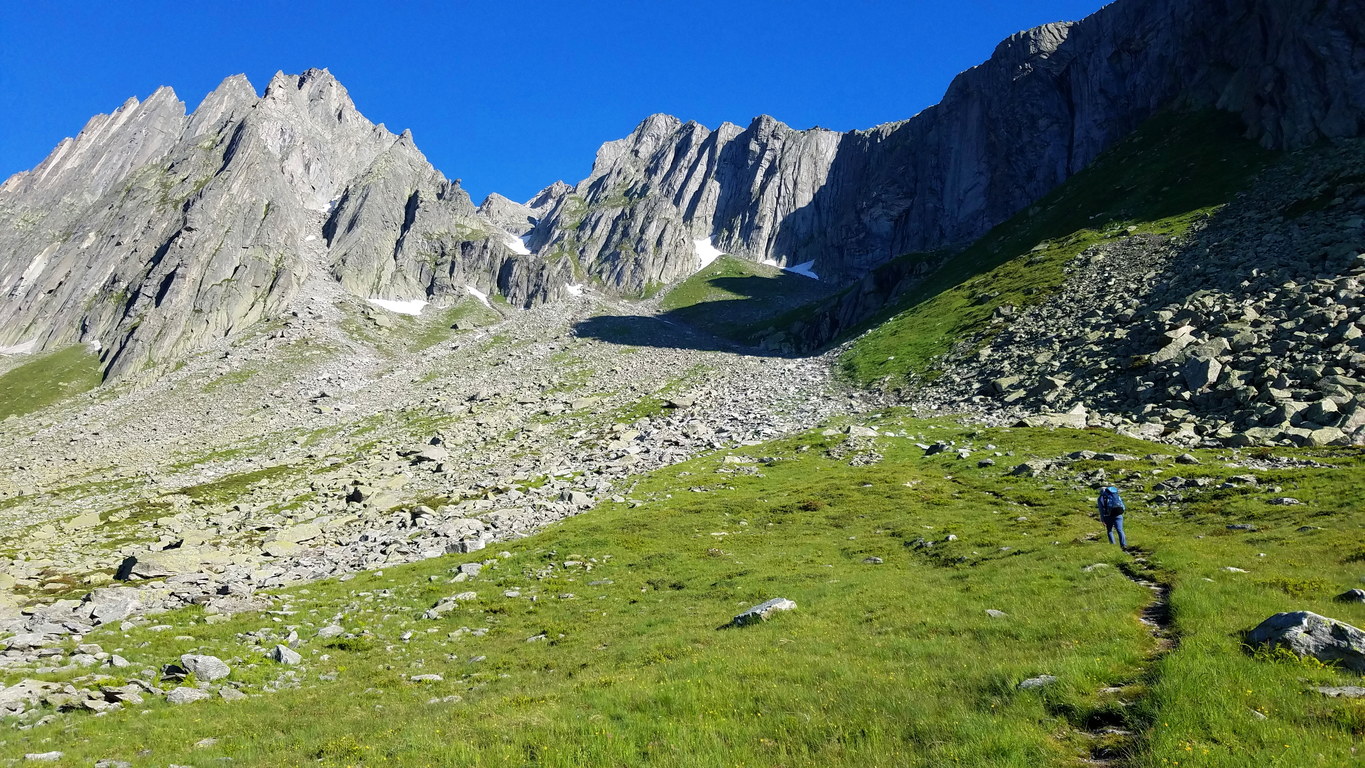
[{"x1": 1, "y1": 1, "x2": 1107, "y2": 204}]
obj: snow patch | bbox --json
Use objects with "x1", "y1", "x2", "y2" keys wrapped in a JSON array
[
  {"x1": 694, "y1": 238, "x2": 724, "y2": 269},
  {"x1": 504, "y1": 233, "x2": 532, "y2": 256},
  {"x1": 367, "y1": 298, "x2": 428, "y2": 316},
  {"x1": 785, "y1": 260, "x2": 820, "y2": 280},
  {"x1": 304, "y1": 235, "x2": 318, "y2": 242},
  {"x1": 465, "y1": 286, "x2": 492, "y2": 309},
  {"x1": 565, "y1": 284, "x2": 584, "y2": 297},
  {"x1": 0, "y1": 340, "x2": 37, "y2": 355},
  {"x1": 760, "y1": 257, "x2": 819, "y2": 280},
  {"x1": 85, "y1": 340, "x2": 102, "y2": 353}
]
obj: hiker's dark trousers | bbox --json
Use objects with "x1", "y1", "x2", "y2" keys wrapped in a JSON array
[{"x1": 1103, "y1": 513, "x2": 1127, "y2": 548}]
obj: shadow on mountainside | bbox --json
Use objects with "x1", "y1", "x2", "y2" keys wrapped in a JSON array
[{"x1": 574, "y1": 265, "x2": 835, "y2": 356}]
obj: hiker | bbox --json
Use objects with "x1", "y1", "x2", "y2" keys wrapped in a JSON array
[{"x1": 1097, "y1": 485, "x2": 1127, "y2": 549}]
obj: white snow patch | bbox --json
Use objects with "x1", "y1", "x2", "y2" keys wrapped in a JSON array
[
  {"x1": 367, "y1": 298, "x2": 428, "y2": 316},
  {"x1": 504, "y1": 233, "x2": 532, "y2": 256},
  {"x1": 565, "y1": 283, "x2": 584, "y2": 297},
  {"x1": 465, "y1": 286, "x2": 492, "y2": 308},
  {"x1": 759, "y1": 257, "x2": 819, "y2": 280},
  {"x1": 85, "y1": 340, "x2": 102, "y2": 353},
  {"x1": 784, "y1": 260, "x2": 820, "y2": 280},
  {"x1": 694, "y1": 237, "x2": 724, "y2": 269},
  {"x1": 0, "y1": 340, "x2": 37, "y2": 355},
  {"x1": 304, "y1": 235, "x2": 318, "y2": 242}
]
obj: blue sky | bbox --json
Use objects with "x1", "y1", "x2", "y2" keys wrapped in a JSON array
[{"x1": 0, "y1": 1, "x2": 1107, "y2": 204}]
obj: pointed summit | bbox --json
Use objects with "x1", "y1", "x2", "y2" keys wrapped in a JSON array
[{"x1": 188, "y1": 74, "x2": 258, "y2": 136}]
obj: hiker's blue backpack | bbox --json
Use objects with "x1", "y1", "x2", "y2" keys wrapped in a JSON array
[{"x1": 1099, "y1": 486, "x2": 1125, "y2": 513}]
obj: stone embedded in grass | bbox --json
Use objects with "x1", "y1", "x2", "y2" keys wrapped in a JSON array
[
  {"x1": 1018, "y1": 675, "x2": 1058, "y2": 690},
  {"x1": 424, "y1": 591, "x2": 479, "y2": 619},
  {"x1": 1315, "y1": 686, "x2": 1365, "y2": 698},
  {"x1": 410, "y1": 674, "x2": 443, "y2": 682},
  {"x1": 986, "y1": 609, "x2": 1008, "y2": 619},
  {"x1": 728, "y1": 598, "x2": 796, "y2": 628},
  {"x1": 1336, "y1": 589, "x2": 1365, "y2": 603},
  {"x1": 271, "y1": 644, "x2": 302, "y2": 665},
  {"x1": 1247, "y1": 611, "x2": 1365, "y2": 673},
  {"x1": 180, "y1": 654, "x2": 231, "y2": 682},
  {"x1": 165, "y1": 687, "x2": 212, "y2": 705},
  {"x1": 23, "y1": 753, "x2": 63, "y2": 762},
  {"x1": 1010, "y1": 460, "x2": 1052, "y2": 477}
]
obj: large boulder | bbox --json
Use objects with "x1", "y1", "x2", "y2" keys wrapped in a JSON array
[
  {"x1": 116, "y1": 548, "x2": 232, "y2": 580},
  {"x1": 1247, "y1": 611, "x2": 1365, "y2": 673},
  {"x1": 84, "y1": 587, "x2": 143, "y2": 623},
  {"x1": 180, "y1": 654, "x2": 231, "y2": 682}
]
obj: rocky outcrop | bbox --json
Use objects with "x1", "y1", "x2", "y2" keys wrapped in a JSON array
[
  {"x1": 0, "y1": 69, "x2": 557, "y2": 379},
  {"x1": 523, "y1": 0, "x2": 1364, "y2": 295},
  {"x1": 916, "y1": 139, "x2": 1365, "y2": 447}
]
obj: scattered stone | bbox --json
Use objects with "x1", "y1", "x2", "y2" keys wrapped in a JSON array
[
  {"x1": 271, "y1": 645, "x2": 302, "y2": 665},
  {"x1": 166, "y1": 686, "x2": 212, "y2": 705},
  {"x1": 985, "y1": 609, "x2": 1007, "y2": 618},
  {"x1": 727, "y1": 598, "x2": 797, "y2": 628},
  {"x1": 1336, "y1": 589, "x2": 1365, "y2": 604},
  {"x1": 1246, "y1": 611, "x2": 1365, "y2": 673},
  {"x1": 1315, "y1": 686, "x2": 1365, "y2": 698},
  {"x1": 180, "y1": 653, "x2": 231, "y2": 682},
  {"x1": 1018, "y1": 675, "x2": 1058, "y2": 690},
  {"x1": 410, "y1": 674, "x2": 443, "y2": 682},
  {"x1": 24, "y1": 753, "x2": 63, "y2": 762},
  {"x1": 862, "y1": 556, "x2": 884, "y2": 564}
]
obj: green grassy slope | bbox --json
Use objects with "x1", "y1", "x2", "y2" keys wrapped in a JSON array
[
  {"x1": 659, "y1": 255, "x2": 833, "y2": 343},
  {"x1": 840, "y1": 111, "x2": 1273, "y2": 386},
  {"x1": 3, "y1": 417, "x2": 1360, "y2": 766},
  {"x1": 0, "y1": 346, "x2": 103, "y2": 420}
]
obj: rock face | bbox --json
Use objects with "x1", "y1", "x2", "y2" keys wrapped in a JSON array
[
  {"x1": 521, "y1": 0, "x2": 1364, "y2": 294},
  {"x1": 0, "y1": 69, "x2": 559, "y2": 380},
  {"x1": 1247, "y1": 611, "x2": 1365, "y2": 673}
]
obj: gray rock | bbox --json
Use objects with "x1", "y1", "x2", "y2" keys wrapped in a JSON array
[
  {"x1": 180, "y1": 653, "x2": 231, "y2": 682},
  {"x1": 728, "y1": 598, "x2": 796, "y2": 627},
  {"x1": 1183, "y1": 356, "x2": 1223, "y2": 391},
  {"x1": 1336, "y1": 589, "x2": 1365, "y2": 604},
  {"x1": 1315, "y1": 686, "x2": 1365, "y2": 698},
  {"x1": 165, "y1": 686, "x2": 212, "y2": 705},
  {"x1": 1018, "y1": 675, "x2": 1058, "y2": 690},
  {"x1": 23, "y1": 753, "x2": 63, "y2": 762},
  {"x1": 271, "y1": 644, "x2": 302, "y2": 665},
  {"x1": 1246, "y1": 611, "x2": 1365, "y2": 673}
]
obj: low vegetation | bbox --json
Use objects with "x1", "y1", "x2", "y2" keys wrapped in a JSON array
[
  {"x1": 2, "y1": 417, "x2": 1360, "y2": 766},
  {"x1": 0, "y1": 346, "x2": 103, "y2": 420}
]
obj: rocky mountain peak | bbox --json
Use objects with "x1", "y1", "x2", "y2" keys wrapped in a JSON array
[{"x1": 0, "y1": 70, "x2": 562, "y2": 380}]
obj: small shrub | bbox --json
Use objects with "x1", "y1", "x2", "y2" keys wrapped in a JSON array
[{"x1": 1256, "y1": 576, "x2": 1332, "y2": 598}]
